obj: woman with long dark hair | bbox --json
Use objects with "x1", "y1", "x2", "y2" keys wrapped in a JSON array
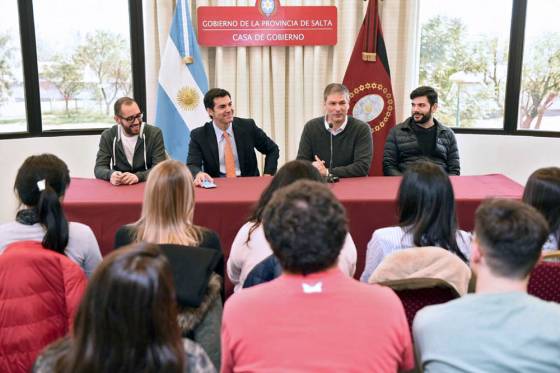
[
  {"x1": 32, "y1": 242, "x2": 215, "y2": 373},
  {"x1": 360, "y1": 161, "x2": 470, "y2": 282},
  {"x1": 0, "y1": 154, "x2": 102, "y2": 276},
  {"x1": 523, "y1": 167, "x2": 560, "y2": 251},
  {"x1": 228, "y1": 160, "x2": 357, "y2": 292}
]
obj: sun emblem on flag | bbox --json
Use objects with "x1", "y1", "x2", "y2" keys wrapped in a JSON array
[
  {"x1": 350, "y1": 81, "x2": 394, "y2": 133},
  {"x1": 176, "y1": 87, "x2": 200, "y2": 111},
  {"x1": 258, "y1": 0, "x2": 277, "y2": 17}
]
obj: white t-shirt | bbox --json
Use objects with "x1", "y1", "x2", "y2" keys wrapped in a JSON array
[{"x1": 121, "y1": 133, "x2": 139, "y2": 166}]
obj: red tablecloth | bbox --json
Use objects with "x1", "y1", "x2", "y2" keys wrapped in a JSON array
[{"x1": 63, "y1": 175, "x2": 523, "y2": 295}]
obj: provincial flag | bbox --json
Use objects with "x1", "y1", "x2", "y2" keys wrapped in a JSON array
[
  {"x1": 343, "y1": 0, "x2": 396, "y2": 176},
  {"x1": 156, "y1": 0, "x2": 210, "y2": 161}
]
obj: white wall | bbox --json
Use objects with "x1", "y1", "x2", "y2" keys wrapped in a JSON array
[
  {"x1": 0, "y1": 135, "x2": 100, "y2": 223},
  {"x1": 457, "y1": 134, "x2": 560, "y2": 184},
  {"x1": 0, "y1": 133, "x2": 559, "y2": 223}
]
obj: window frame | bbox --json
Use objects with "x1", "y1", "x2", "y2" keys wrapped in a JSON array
[
  {"x1": 422, "y1": 0, "x2": 560, "y2": 138},
  {"x1": 0, "y1": 0, "x2": 145, "y2": 139}
]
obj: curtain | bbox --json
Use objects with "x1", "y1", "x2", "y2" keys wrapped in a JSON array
[{"x1": 144, "y1": 0, "x2": 417, "y2": 165}]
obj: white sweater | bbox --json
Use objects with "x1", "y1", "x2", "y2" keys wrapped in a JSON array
[
  {"x1": 0, "y1": 221, "x2": 103, "y2": 277},
  {"x1": 228, "y1": 222, "x2": 357, "y2": 293}
]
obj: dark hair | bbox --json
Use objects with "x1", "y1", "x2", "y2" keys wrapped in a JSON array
[
  {"x1": 14, "y1": 154, "x2": 71, "y2": 254},
  {"x1": 246, "y1": 160, "x2": 323, "y2": 243},
  {"x1": 203, "y1": 88, "x2": 231, "y2": 111},
  {"x1": 55, "y1": 242, "x2": 185, "y2": 373},
  {"x1": 323, "y1": 83, "x2": 350, "y2": 102},
  {"x1": 113, "y1": 96, "x2": 136, "y2": 116},
  {"x1": 410, "y1": 86, "x2": 438, "y2": 106},
  {"x1": 475, "y1": 199, "x2": 548, "y2": 279},
  {"x1": 262, "y1": 180, "x2": 347, "y2": 275},
  {"x1": 523, "y1": 167, "x2": 560, "y2": 247},
  {"x1": 397, "y1": 161, "x2": 466, "y2": 261}
]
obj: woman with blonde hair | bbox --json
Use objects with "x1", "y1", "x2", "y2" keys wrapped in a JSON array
[
  {"x1": 114, "y1": 160, "x2": 223, "y2": 369},
  {"x1": 115, "y1": 159, "x2": 219, "y2": 249}
]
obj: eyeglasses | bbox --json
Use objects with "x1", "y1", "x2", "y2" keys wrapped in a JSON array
[{"x1": 118, "y1": 112, "x2": 143, "y2": 123}]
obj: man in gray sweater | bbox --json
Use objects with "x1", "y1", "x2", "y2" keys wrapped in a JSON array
[{"x1": 296, "y1": 83, "x2": 373, "y2": 178}]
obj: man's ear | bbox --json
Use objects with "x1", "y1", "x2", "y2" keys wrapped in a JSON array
[
  {"x1": 206, "y1": 108, "x2": 214, "y2": 118},
  {"x1": 431, "y1": 103, "x2": 438, "y2": 114},
  {"x1": 471, "y1": 237, "x2": 483, "y2": 264},
  {"x1": 114, "y1": 115, "x2": 120, "y2": 124}
]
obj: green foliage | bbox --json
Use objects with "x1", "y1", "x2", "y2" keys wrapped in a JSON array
[
  {"x1": 419, "y1": 16, "x2": 507, "y2": 127},
  {"x1": 74, "y1": 30, "x2": 131, "y2": 115},
  {"x1": 42, "y1": 55, "x2": 84, "y2": 115},
  {"x1": 41, "y1": 109, "x2": 111, "y2": 125},
  {"x1": 0, "y1": 33, "x2": 15, "y2": 105},
  {"x1": 519, "y1": 33, "x2": 560, "y2": 128}
]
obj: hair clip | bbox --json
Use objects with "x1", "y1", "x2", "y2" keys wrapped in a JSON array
[{"x1": 37, "y1": 179, "x2": 46, "y2": 191}]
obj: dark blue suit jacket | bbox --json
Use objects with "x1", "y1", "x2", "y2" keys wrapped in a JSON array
[{"x1": 187, "y1": 117, "x2": 279, "y2": 177}]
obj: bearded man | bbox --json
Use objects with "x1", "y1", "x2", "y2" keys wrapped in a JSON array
[{"x1": 383, "y1": 86, "x2": 460, "y2": 176}]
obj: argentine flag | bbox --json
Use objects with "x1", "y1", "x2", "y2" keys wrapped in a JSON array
[{"x1": 156, "y1": 0, "x2": 209, "y2": 161}]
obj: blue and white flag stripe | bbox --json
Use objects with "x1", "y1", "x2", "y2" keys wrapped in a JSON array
[{"x1": 156, "y1": 0, "x2": 209, "y2": 162}]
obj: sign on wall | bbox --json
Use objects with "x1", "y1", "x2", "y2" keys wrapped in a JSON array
[{"x1": 197, "y1": 0, "x2": 337, "y2": 47}]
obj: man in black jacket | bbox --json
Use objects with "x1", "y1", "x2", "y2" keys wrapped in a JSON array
[
  {"x1": 383, "y1": 86, "x2": 460, "y2": 176},
  {"x1": 94, "y1": 97, "x2": 166, "y2": 185},
  {"x1": 187, "y1": 88, "x2": 279, "y2": 186}
]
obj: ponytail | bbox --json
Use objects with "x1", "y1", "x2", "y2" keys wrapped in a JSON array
[
  {"x1": 14, "y1": 154, "x2": 71, "y2": 255},
  {"x1": 37, "y1": 183, "x2": 69, "y2": 254}
]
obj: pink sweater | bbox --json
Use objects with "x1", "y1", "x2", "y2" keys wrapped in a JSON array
[{"x1": 221, "y1": 268, "x2": 414, "y2": 372}]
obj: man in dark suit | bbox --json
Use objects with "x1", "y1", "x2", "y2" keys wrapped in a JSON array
[{"x1": 187, "y1": 88, "x2": 279, "y2": 186}]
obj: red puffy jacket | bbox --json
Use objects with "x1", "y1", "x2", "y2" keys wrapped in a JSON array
[{"x1": 0, "y1": 241, "x2": 87, "y2": 373}]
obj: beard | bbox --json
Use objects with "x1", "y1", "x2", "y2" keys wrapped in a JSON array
[
  {"x1": 122, "y1": 122, "x2": 141, "y2": 136},
  {"x1": 413, "y1": 112, "x2": 432, "y2": 124}
]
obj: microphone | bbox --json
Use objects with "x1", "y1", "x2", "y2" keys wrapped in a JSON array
[{"x1": 326, "y1": 122, "x2": 339, "y2": 183}]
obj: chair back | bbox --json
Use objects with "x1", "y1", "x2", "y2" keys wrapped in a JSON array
[
  {"x1": 377, "y1": 277, "x2": 459, "y2": 331},
  {"x1": 159, "y1": 244, "x2": 222, "y2": 307},
  {"x1": 528, "y1": 259, "x2": 560, "y2": 303},
  {"x1": 369, "y1": 246, "x2": 471, "y2": 295}
]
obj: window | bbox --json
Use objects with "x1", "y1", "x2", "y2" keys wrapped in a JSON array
[
  {"x1": 418, "y1": 0, "x2": 513, "y2": 130},
  {"x1": 0, "y1": 0, "x2": 144, "y2": 138},
  {"x1": 418, "y1": 0, "x2": 560, "y2": 136},
  {"x1": 517, "y1": 0, "x2": 560, "y2": 132},
  {"x1": 0, "y1": 1, "x2": 27, "y2": 134},
  {"x1": 34, "y1": 0, "x2": 133, "y2": 131}
]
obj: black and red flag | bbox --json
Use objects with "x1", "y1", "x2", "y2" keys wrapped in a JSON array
[{"x1": 343, "y1": 0, "x2": 396, "y2": 176}]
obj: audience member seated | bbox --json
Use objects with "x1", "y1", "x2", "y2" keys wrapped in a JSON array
[
  {"x1": 523, "y1": 167, "x2": 560, "y2": 251},
  {"x1": 413, "y1": 199, "x2": 560, "y2": 372},
  {"x1": 360, "y1": 161, "x2": 471, "y2": 282},
  {"x1": 369, "y1": 246, "x2": 471, "y2": 296},
  {"x1": 228, "y1": 160, "x2": 357, "y2": 292},
  {"x1": 0, "y1": 241, "x2": 87, "y2": 373},
  {"x1": 113, "y1": 160, "x2": 223, "y2": 368},
  {"x1": 221, "y1": 181, "x2": 414, "y2": 372},
  {"x1": 0, "y1": 154, "x2": 102, "y2": 277},
  {"x1": 32, "y1": 243, "x2": 215, "y2": 373},
  {"x1": 242, "y1": 254, "x2": 282, "y2": 289}
]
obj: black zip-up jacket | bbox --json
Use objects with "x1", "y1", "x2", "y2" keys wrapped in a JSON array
[{"x1": 383, "y1": 117, "x2": 460, "y2": 176}]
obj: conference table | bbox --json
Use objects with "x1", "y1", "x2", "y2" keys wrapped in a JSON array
[{"x1": 63, "y1": 175, "x2": 523, "y2": 296}]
